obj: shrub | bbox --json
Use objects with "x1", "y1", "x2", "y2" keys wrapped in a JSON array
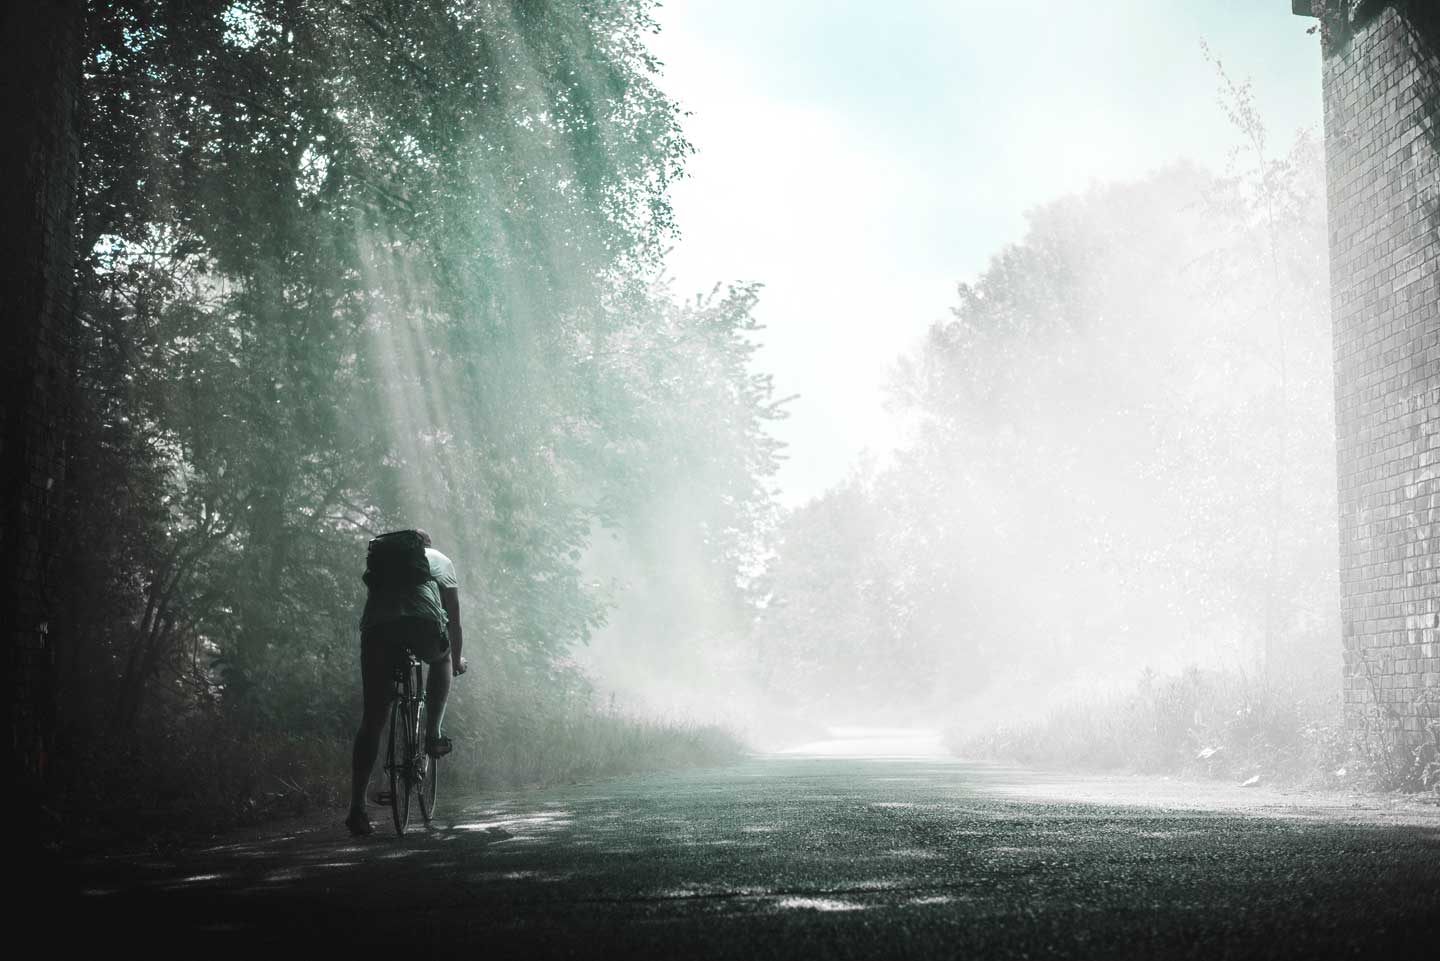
[
  {"x1": 50, "y1": 687, "x2": 744, "y2": 853},
  {"x1": 947, "y1": 665, "x2": 1360, "y2": 790}
]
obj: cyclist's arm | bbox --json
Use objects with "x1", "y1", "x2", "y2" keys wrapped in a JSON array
[{"x1": 441, "y1": 586, "x2": 465, "y2": 675}]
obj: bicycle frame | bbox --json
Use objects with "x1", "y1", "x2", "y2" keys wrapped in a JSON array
[{"x1": 383, "y1": 653, "x2": 430, "y2": 835}]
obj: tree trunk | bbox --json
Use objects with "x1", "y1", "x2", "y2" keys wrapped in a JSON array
[{"x1": 0, "y1": 0, "x2": 86, "y2": 794}]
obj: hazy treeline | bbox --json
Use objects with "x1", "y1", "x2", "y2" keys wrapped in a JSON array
[
  {"x1": 58, "y1": 0, "x2": 1346, "y2": 817},
  {"x1": 60, "y1": 0, "x2": 777, "y2": 823},
  {"x1": 749, "y1": 131, "x2": 1337, "y2": 727}
]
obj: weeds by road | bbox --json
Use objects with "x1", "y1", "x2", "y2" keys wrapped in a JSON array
[
  {"x1": 948, "y1": 665, "x2": 1439, "y2": 797},
  {"x1": 47, "y1": 699, "x2": 744, "y2": 854}
]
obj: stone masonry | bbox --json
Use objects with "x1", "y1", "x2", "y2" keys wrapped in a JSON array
[{"x1": 1302, "y1": 1, "x2": 1440, "y2": 744}]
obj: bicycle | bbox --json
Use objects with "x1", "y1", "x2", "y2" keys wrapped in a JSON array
[{"x1": 382, "y1": 652, "x2": 439, "y2": 835}]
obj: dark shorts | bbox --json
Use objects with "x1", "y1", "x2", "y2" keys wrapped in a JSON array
[
  {"x1": 361, "y1": 616, "x2": 450, "y2": 667},
  {"x1": 359, "y1": 617, "x2": 450, "y2": 718}
]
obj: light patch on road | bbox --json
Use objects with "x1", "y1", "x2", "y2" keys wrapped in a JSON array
[
  {"x1": 455, "y1": 812, "x2": 569, "y2": 833},
  {"x1": 885, "y1": 848, "x2": 941, "y2": 860},
  {"x1": 778, "y1": 896, "x2": 867, "y2": 912},
  {"x1": 200, "y1": 842, "x2": 265, "y2": 855},
  {"x1": 908, "y1": 895, "x2": 956, "y2": 906},
  {"x1": 454, "y1": 817, "x2": 508, "y2": 830},
  {"x1": 777, "y1": 726, "x2": 948, "y2": 758},
  {"x1": 507, "y1": 812, "x2": 573, "y2": 826},
  {"x1": 465, "y1": 870, "x2": 545, "y2": 881}
]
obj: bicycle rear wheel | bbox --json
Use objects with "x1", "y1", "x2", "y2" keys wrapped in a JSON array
[
  {"x1": 387, "y1": 693, "x2": 411, "y2": 835},
  {"x1": 417, "y1": 693, "x2": 439, "y2": 822}
]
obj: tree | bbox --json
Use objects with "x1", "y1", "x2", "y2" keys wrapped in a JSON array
[
  {"x1": 61, "y1": 0, "x2": 781, "y2": 774},
  {"x1": 580, "y1": 283, "x2": 786, "y2": 714},
  {"x1": 2, "y1": 0, "x2": 86, "y2": 792},
  {"x1": 755, "y1": 147, "x2": 1335, "y2": 720}
]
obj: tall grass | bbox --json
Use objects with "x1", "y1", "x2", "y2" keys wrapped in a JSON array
[
  {"x1": 51, "y1": 695, "x2": 745, "y2": 852},
  {"x1": 948, "y1": 666, "x2": 1361, "y2": 789},
  {"x1": 452, "y1": 702, "x2": 747, "y2": 791}
]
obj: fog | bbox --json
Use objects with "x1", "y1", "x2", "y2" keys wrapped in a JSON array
[
  {"x1": 61, "y1": 0, "x2": 1341, "y2": 800},
  {"x1": 579, "y1": 8, "x2": 1339, "y2": 747},
  {"x1": 27, "y1": 7, "x2": 1440, "y2": 955},
  {"x1": 651, "y1": 0, "x2": 1323, "y2": 502}
]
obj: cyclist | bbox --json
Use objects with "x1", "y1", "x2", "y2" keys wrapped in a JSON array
[{"x1": 347, "y1": 528, "x2": 466, "y2": 836}]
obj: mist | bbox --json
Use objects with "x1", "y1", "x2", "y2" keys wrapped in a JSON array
[
  {"x1": 581, "y1": 53, "x2": 1339, "y2": 750},
  {"x1": 24, "y1": 0, "x2": 1366, "y2": 840},
  {"x1": 16, "y1": 0, "x2": 1440, "y2": 955}
]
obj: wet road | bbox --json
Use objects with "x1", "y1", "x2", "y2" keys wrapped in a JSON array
[{"x1": 57, "y1": 754, "x2": 1440, "y2": 959}]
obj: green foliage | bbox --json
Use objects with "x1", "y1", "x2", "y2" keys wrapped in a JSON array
[
  {"x1": 1348, "y1": 659, "x2": 1440, "y2": 794},
  {"x1": 577, "y1": 282, "x2": 785, "y2": 703},
  {"x1": 58, "y1": 703, "x2": 350, "y2": 846},
  {"x1": 1305, "y1": 0, "x2": 1395, "y2": 49},
  {"x1": 61, "y1": 0, "x2": 775, "y2": 822},
  {"x1": 59, "y1": 687, "x2": 742, "y2": 848},
  {"x1": 451, "y1": 690, "x2": 746, "y2": 790}
]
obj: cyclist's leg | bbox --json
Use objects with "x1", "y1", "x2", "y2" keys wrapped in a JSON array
[
  {"x1": 349, "y1": 626, "x2": 397, "y2": 829},
  {"x1": 408, "y1": 619, "x2": 452, "y2": 750},
  {"x1": 425, "y1": 652, "x2": 451, "y2": 743}
]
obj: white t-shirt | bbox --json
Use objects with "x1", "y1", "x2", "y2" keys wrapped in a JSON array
[
  {"x1": 426, "y1": 547, "x2": 459, "y2": 592},
  {"x1": 361, "y1": 546, "x2": 459, "y2": 629}
]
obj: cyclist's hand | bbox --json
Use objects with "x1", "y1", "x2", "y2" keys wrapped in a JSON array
[{"x1": 453, "y1": 656, "x2": 467, "y2": 677}]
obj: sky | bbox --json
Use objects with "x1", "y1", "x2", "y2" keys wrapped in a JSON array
[{"x1": 649, "y1": 0, "x2": 1324, "y2": 505}]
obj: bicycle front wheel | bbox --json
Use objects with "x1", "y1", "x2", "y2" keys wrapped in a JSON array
[
  {"x1": 417, "y1": 695, "x2": 439, "y2": 822},
  {"x1": 387, "y1": 695, "x2": 411, "y2": 835}
]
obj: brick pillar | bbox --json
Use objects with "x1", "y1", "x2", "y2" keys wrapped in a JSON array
[
  {"x1": 0, "y1": 0, "x2": 85, "y2": 788},
  {"x1": 1312, "y1": 2, "x2": 1440, "y2": 744}
]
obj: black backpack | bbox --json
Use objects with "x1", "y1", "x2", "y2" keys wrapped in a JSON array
[{"x1": 363, "y1": 529, "x2": 432, "y2": 590}]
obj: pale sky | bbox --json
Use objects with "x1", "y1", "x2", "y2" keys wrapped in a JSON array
[{"x1": 649, "y1": 0, "x2": 1324, "y2": 504}]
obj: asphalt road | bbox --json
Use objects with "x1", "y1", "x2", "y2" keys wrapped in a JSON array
[{"x1": 54, "y1": 753, "x2": 1440, "y2": 959}]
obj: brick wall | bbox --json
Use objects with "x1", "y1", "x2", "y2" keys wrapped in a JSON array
[
  {"x1": 1, "y1": 1, "x2": 84, "y2": 786},
  {"x1": 1316, "y1": 2, "x2": 1440, "y2": 743}
]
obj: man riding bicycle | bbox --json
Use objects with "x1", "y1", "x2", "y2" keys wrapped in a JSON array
[{"x1": 347, "y1": 528, "x2": 466, "y2": 836}]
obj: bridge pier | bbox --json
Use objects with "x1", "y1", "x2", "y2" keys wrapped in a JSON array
[{"x1": 1298, "y1": 1, "x2": 1440, "y2": 748}]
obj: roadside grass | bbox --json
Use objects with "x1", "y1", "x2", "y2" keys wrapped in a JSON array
[
  {"x1": 452, "y1": 703, "x2": 747, "y2": 791},
  {"x1": 946, "y1": 665, "x2": 1439, "y2": 795},
  {"x1": 55, "y1": 712, "x2": 353, "y2": 849},
  {"x1": 50, "y1": 695, "x2": 744, "y2": 852}
]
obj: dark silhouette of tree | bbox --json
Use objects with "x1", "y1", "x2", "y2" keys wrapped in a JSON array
[
  {"x1": 55, "y1": 0, "x2": 781, "y2": 822},
  {"x1": 2, "y1": 0, "x2": 86, "y2": 799}
]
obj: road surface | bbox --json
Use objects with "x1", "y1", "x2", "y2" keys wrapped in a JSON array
[{"x1": 54, "y1": 751, "x2": 1440, "y2": 959}]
